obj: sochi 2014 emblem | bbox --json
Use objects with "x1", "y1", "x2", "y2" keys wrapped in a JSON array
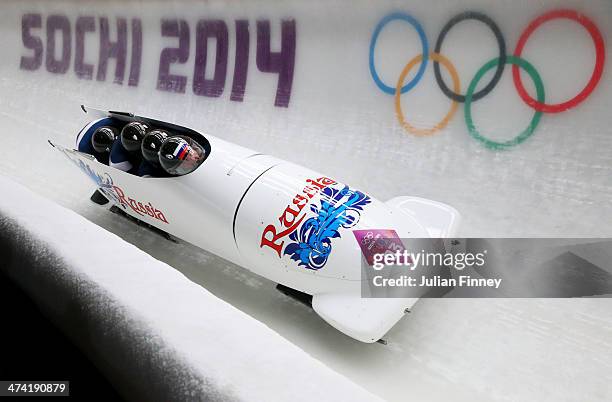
[
  {"x1": 260, "y1": 177, "x2": 372, "y2": 270},
  {"x1": 369, "y1": 9, "x2": 605, "y2": 150}
]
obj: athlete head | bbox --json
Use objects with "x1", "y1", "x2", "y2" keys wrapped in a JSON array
[
  {"x1": 159, "y1": 135, "x2": 206, "y2": 176},
  {"x1": 91, "y1": 126, "x2": 118, "y2": 153},
  {"x1": 141, "y1": 129, "x2": 169, "y2": 167},
  {"x1": 121, "y1": 121, "x2": 149, "y2": 152}
]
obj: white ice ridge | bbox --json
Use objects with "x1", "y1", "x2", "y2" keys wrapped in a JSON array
[{"x1": 0, "y1": 175, "x2": 380, "y2": 402}]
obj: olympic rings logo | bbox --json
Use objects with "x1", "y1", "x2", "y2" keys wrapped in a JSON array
[{"x1": 369, "y1": 9, "x2": 605, "y2": 150}]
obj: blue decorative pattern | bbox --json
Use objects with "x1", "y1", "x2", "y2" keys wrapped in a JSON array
[
  {"x1": 78, "y1": 159, "x2": 111, "y2": 188},
  {"x1": 284, "y1": 185, "x2": 371, "y2": 270},
  {"x1": 66, "y1": 151, "x2": 121, "y2": 205}
]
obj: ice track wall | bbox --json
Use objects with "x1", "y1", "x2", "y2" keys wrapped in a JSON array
[
  {"x1": 0, "y1": 0, "x2": 610, "y2": 237},
  {"x1": 0, "y1": 176, "x2": 379, "y2": 402}
]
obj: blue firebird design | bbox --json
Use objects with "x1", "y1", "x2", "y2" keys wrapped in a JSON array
[
  {"x1": 284, "y1": 185, "x2": 371, "y2": 270},
  {"x1": 78, "y1": 159, "x2": 112, "y2": 189},
  {"x1": 66, "y1": 151, "x2": 120, "y2": 205}
]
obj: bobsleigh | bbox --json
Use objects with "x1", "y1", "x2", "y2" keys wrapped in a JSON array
[{"x1": 50, "y1": 106, "x2": 461, "y2": 343}]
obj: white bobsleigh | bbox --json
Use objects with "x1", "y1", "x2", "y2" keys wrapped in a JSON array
[{"x1": 51, "y1": 106, "x2": 461, "y2": 343}]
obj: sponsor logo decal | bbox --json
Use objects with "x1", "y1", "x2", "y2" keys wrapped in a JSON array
[{"x1": 261, "y1": 177, "x2": 371, "y2": 270}]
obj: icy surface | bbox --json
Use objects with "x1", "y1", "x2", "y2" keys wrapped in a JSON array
[
  {"x1": 0, "y1": 176, "x2": 379, "y2": 402},
  {"x1": 0, "y1": 0, "x2": 611, "y2": 401}
]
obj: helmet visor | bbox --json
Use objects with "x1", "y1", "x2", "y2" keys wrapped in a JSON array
[{"x1": 159, "y1": 136, "x2": 206, "y2": 175}]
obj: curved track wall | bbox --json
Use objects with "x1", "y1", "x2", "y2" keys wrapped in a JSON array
[{"x1": 0, "y1": 176, "x2": 379, "y2": 402}]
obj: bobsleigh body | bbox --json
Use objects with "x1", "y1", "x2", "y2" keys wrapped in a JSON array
[{"x1": 54, "y1": 107, "x2": 461, "y2": 343}]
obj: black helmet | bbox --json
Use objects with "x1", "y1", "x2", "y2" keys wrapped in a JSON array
[
  {"x1": 159, "y1": 136, "x2": 206, "y2": 176},
  {"x1": 91, "y1": 126, "x2": 117, "y2": 153},
  {"x1": 121, "y1": 121, "x2": 149, "y2": 152},
  {"x1": 141, "y1": 129, "x2": 169, "y2": 166}
]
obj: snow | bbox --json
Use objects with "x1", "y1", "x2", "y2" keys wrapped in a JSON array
[
  {"x1": 0, "y1": 175, "x2": 379, "y2": 402},
  {"x1": 0, "y1": 0, "x2": 611, "y2": 401}
]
